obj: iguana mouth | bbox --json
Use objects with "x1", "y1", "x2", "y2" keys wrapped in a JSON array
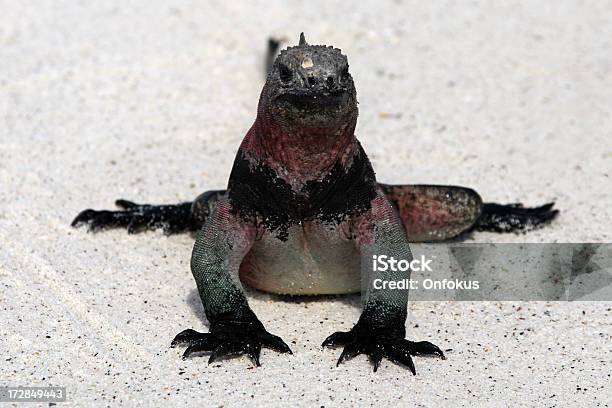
[{"x1": 277, "y1": 90, "x2": 349, "y2": 111}]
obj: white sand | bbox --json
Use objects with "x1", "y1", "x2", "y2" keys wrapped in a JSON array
[{"x1": 1, "y1": 1, "x2": 611, "y2": 406}]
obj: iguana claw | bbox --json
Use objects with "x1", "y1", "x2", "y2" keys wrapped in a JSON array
[
  {"x1": 323, "y1": 323, "x2": 444, "y2": 374},
  {"x1": 172, "y1": 321, "x2": 292, "y2": 367}
]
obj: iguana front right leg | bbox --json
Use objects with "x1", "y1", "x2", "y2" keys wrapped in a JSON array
[{"x1": 171, "y1": 198, "x2": 292, "y2": 366}]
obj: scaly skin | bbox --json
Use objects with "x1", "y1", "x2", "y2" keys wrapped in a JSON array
[{"x1": 72, "y1": 33, "x2": 558, "y2": 372}]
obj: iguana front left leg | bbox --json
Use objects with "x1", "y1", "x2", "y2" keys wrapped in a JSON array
[
  {"x1": 323, "y1": 190, "x2": 445, "y2": 373},
  {"x1": 171, "y1": 198, "x2": 292, "y2": 366}
]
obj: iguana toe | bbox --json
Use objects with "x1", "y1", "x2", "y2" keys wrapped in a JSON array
[
  {"x1": 114, "y1": 199, "x2": 139, "y2": 209},
  {"x1": 405, "y1": 340, "x2": 446, "y2": 358},
  {"x1": 171, "y1": 328, "x2": 211, "y2": 347}
]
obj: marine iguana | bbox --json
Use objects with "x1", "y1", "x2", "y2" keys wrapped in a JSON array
[{"x1": 72, "y1": 33, "x2": 558, "y2": 373}]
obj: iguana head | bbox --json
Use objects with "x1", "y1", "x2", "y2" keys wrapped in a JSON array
[{"x1": 264, "y1": 33, "x2": 357, "y2": 128}]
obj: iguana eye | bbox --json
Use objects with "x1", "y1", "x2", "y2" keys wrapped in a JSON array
[
  {"x1": 341, "y1": 67, "x2": 350, "y2": 80},
  {"x1": 279, "y1": 64, "x2": 293, "y2": 82}
]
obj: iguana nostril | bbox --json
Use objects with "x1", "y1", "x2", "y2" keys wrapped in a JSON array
[
  {"x1": 308, "y1": 76, "x2": 317, "y2": 86},
  {"x1": 326, "y1": 76, "x2": 334, "y2": 88}
]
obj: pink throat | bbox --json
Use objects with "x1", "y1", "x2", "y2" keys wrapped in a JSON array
[{"x1": 240, "y1": 98, "x2": 358, "y2": 186}]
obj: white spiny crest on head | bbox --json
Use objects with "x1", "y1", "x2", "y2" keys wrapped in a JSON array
[
  {"x1": 299, "y1": 32, "x2": 308, "y2": 46},
  {"x1": 276, "y1": 34, "x2": 348, "y2": 65}
]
